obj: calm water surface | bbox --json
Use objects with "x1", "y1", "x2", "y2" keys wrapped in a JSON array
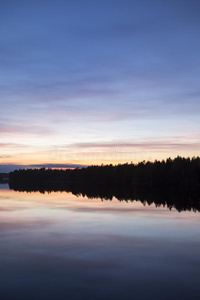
[{"x1": 0, "y1": 184, "x2": 200, "y2": 299}]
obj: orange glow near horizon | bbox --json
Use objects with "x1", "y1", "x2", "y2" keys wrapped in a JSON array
[
  {"x1": 1, "y1": 153, "x2": 200, "y2": 171},
  {"x1": 1, "y1": 135, "x2": 200, "y2": 171}
]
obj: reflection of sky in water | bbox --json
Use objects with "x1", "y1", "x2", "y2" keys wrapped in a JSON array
[{"x1": 0, "y1": 185, "x2": 200, "y2": 300}]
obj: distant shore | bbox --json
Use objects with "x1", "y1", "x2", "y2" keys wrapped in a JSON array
[
  {"x1": 9, "y1": 156, "x2": 200, "y2": 187},
  {"x1": 8, "y1": 156, "x2": 200, "y2": 212},
  {"x1": 0, "y1": 173, "x2": 9, "y2": 183}
]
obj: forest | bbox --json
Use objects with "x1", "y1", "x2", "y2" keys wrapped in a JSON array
[
  {"x1": 8, "y1": 156, "x2": 200, "y2": 213},
  {"x1": 9, "y1": 156, "x2": 200, "y2": 187}
]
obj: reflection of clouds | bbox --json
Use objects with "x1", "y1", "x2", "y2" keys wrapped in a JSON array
[
  {"x1": 0, "y1": 188, "x2": 200, "y2": 300},
  {"x1": 0, "y1": 195, "x2": 11, "y2": 199},
  {"x1": 1, "y1": 224, "x2": 200, "y2": 300},
  {"x1": 1, "y1": 189, "x2": 200, "y2": 228},
  {"x1": 0, "y1": 219, "x2": 53, "y2": 231},
  {"x1": 0, "y1": 206, "x2": 27, "y2": 212},
  {"x1": 62, "y1": 205, "x2": 161, "y2": 214},
  {"x1": 0, "y1": 189, "x2": 197, "y2": 220}
]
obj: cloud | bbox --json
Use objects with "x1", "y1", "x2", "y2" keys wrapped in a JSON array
[
  {"x1": 0, "y1": 143, "x2": 28, "y2": 148},
  {"x1": 0, "y1": 0, "x2": 199, "y2": 170},
  {"x1": 0, "y1": 123, "x2": 54, "y2": 136},
  {"x1": 68, "y1": 138, "x2": 200, "y2": 152}
]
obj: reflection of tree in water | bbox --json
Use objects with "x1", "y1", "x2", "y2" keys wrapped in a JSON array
[
  {"x1": 9, "y1": 156, "x2": 200, "y2": 213},
  {"x1": 9, "y1": 180, "x2": 200, "y2": 213}
]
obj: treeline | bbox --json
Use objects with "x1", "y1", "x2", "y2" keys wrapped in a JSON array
[
  {"x1": 9, "y1": 156, "x2": 200, "y2": 212},
  {"x1": 9, "y1": 156, "x2": 200, "y2": 187}
]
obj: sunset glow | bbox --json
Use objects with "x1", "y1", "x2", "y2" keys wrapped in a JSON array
[{"x1": 1, "y1": 0, "x2": 200, "y2": 172}]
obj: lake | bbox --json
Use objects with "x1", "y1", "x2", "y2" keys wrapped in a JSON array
[{"x1": 0, "y1": 183, "x2": 200, "y2": 299}]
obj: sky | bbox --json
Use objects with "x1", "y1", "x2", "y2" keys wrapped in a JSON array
[{"x1": 0, "y1": 0, "x2": 200, "y2": 172}]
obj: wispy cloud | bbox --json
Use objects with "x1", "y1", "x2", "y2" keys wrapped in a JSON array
[
  {"x1": 66, "y1": 136, "x2": 200, "y2": 152},
  {"x1": 0, "y1": 0, "x2": 200, "y2": 167},
  {"x1": 0, "y1": 143, "x2": 29, "y2": 148},
  {"x1": 0, "y1": 123, "x2": 54, "y2": 136}
]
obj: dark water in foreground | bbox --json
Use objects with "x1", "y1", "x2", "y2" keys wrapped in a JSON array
[{"x1": 0, "y1": 184, "x2": 200, "y2": 299}]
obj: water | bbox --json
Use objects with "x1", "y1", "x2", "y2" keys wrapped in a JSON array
[{"x1": 0, "y1": 184, "x2": 200, "y2": 299}]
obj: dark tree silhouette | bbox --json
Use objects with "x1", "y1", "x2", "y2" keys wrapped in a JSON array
[{"x1": 8, "y1": 156, "x2": 200, "y2": 212}]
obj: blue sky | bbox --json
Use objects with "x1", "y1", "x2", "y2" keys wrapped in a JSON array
[{"x1": 0, "y1": 0, "x2": 200, "y2": 172}]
